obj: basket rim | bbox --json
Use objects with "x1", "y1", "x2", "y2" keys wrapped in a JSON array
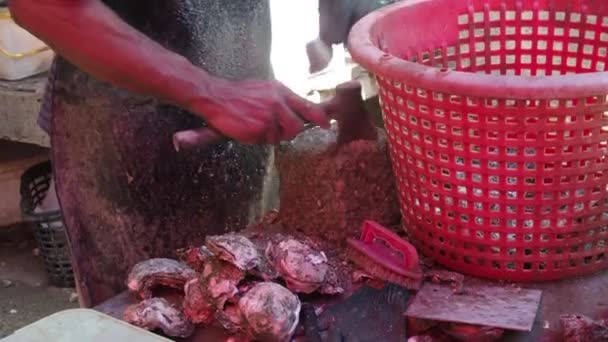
[{"x1": 348, "y1": 0, "x2": 608, "y2": 100}]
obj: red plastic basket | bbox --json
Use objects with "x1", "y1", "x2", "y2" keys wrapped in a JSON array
[{"x1": 349, "y1": 0, "x2": 608, "y2": 281}]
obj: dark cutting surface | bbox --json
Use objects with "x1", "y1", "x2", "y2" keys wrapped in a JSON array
[{"x1": 96, "y1": 269, "x2": 608, "y2": 342}]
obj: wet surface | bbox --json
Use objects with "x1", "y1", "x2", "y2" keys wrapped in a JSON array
[{"x1": 315, "y1": 285, "x2": 410, "y2": 341}]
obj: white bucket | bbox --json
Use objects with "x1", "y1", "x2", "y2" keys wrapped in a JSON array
[{"x1": 0, "y1": 8, "x2": 54, "y2": 81}]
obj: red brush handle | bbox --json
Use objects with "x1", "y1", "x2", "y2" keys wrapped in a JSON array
[{"x1": 360, "y1": 221, "x2": 420, "y2": 271}]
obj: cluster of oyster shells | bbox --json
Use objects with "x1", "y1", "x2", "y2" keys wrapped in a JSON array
[{"x1": 124, "y1": 232, "x2": 340, "y2": 341}]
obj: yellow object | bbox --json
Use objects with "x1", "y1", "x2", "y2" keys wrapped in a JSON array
[
  {"x1": 0, "y1": 8, "x2": 53, "y2": 80},
  {"x1": 1, "y1": 309, "x2": 171, "y2": 342}
]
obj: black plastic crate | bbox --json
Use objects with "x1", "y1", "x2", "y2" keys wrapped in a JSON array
[{"x1": 20, "y1": 161, "x2": 74, "y2": 287}]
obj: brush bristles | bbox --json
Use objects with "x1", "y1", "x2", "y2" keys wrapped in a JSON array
[{"x1": 347, "y1": 246, "x2": 421, "y2": 290}]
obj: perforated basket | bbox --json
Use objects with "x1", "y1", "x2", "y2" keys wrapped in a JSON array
[
  {"x1": 20, "y1": 161, "x2": 74, "y2": 287},
  {"x1": 349, "y1": 0, "x2": 608, "y2": 281}
]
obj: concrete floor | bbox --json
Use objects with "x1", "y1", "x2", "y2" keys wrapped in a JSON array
[{"x1": 0, "y1": 224, "x2": 78, "y2": 338}]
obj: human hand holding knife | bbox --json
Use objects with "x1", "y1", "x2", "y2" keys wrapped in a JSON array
[{"x1": 173, "y1": 81, "x2": 369, "y2": 151}]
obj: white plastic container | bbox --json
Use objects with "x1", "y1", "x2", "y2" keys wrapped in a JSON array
[
  {"x1": 0, "y1": 7, "x2": 54, "y2": 81},
  {"x1": 1, "y1": 309, "x2": 171, "y2": 342}
]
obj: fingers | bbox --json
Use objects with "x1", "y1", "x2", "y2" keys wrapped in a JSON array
[
  {"x1": 273, "y1": 99, "x2": 306, "y2": 141},
  {"x1": 197, "y1": 80, "x2": 328, "y2": 146},
  {"x1": 264, "y1": 107, "x2": 281, "y2": 145},
  {"x1": 280, "y1": 85, "x2": 330, "y2": 129}
]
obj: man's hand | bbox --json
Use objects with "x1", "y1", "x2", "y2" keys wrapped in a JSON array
[{"x1": 195, "y1": 79, "x2": 329, "y2": 145}]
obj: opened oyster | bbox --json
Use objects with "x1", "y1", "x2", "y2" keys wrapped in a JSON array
[
  {"x1": 124, "y1": 297, "x2": 194, "y2": 338},
  {"x1": 266, "y1": 237, "x2": 331, "y2": 294},
  {"x1": 176, "y1": 245, "x2": 214, "y2": 272},
  {"x1": 206, "y1": 233, "x2": 261, "y2": 272},
  {"x1": 200, "y1": 257, "x2": 245, "y2": 310},
  {"x1": 183, "y1": 278, "x2": 214, "y2": 325},
  {"x1": 239, "y1": 282, "x2": 301, "y2": 342},
  {"x1": 126, "y1": 258, "x2": 197, "y2": 299}
]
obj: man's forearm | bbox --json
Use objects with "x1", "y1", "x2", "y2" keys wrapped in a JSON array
[{"x1": 10, "y1": 0, "x2": 221, "y2": 116}]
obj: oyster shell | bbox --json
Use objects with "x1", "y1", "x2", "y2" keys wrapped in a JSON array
[
  {"x1": 126, "y1": 258, "x2": 197, "y2": 299},
  {"x1": 206, "y1": 233, "x2": 261, "y2": 271},
  {"x1": 266, "y1": 238, "x2": 329, "y2": 294},
  {"x1": 123, "y1": 297, "x2": 194, "y2": 338},
  {"x1": 239, "y1": 282, "x2": 301, "y2": 342}
]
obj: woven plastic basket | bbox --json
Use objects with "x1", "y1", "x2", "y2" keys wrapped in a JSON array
[
  {"x1": 20, "y1": 161, "x2": 74, "y2": 287},
  {"x1": 349, "y1": 0, "x2": 608, "y2": 281}
]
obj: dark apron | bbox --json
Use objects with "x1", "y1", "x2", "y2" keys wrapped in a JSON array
[{"x1": 50, "y1": 0, "x2": 275, "y2": 307}]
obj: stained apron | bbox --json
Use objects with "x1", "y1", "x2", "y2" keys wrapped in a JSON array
[{"x1": 49, "y1": 0, "x2": 276, "y2": 307}]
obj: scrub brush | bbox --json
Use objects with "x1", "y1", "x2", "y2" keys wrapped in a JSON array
[{"x1": 347, "y1": 221, "x2": 423, "y2": 290}]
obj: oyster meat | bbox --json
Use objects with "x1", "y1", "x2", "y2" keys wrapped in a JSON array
[
  {"x1": 200, "y1": 258, "x2": 245, "y2": 310},
  {"x1": 183, "y1": 278, "x2": 214, "y2": 325},
  {"x1": 176, "y1": 245, "x2": 214, "y2": 272}
]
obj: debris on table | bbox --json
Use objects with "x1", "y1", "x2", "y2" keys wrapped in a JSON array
[
  {"x1": 441, "y1": 323, "x2": 504, "y2": 342},
  {"x1": 407, "y1": 312, "x2": 504, "y2": 341},
  {"x1": 299, "y1": 304, "x2": 323, "y2": 342},
  {"x1": 352, "y1": 270, "x2": 374, "y2": 283},
  {"x1": 406, "y1": 283, "x2": 542, "y2": 332},
  {"x1": 347, "y1": 220, "x2": 423, "y2": 290},
  {"x1": 560, "y1": 314, "x2": 608, "y2": 342},
  {"x1": 68, "y1": 291, "x2": 79, "y2": 303},
  {"x1": 424, "y1": 270, "x2": 465, "y2": 294},
  {"x1": 407, "y1": 317, "x2": 439, "y2": 336},
  {"x1": 126, "y1": 258, "x2": 197, "y2": 299},
  {"x1": 123, "y1": 297, "x2": 194, "y2": 338},
  {"x1": 407, "y1": 331, "x2": 452, "y2": 342}
]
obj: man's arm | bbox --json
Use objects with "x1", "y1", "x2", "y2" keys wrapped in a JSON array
[
  {"x1": 11, "y1": 0, "x2": 215, "y2": 110},
  {"x1": 10, "y1": 0, "x2": 328, "y2": 144},
  {"x1": 309, "y1": 0, "x2": 396, "y2": 73}
]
